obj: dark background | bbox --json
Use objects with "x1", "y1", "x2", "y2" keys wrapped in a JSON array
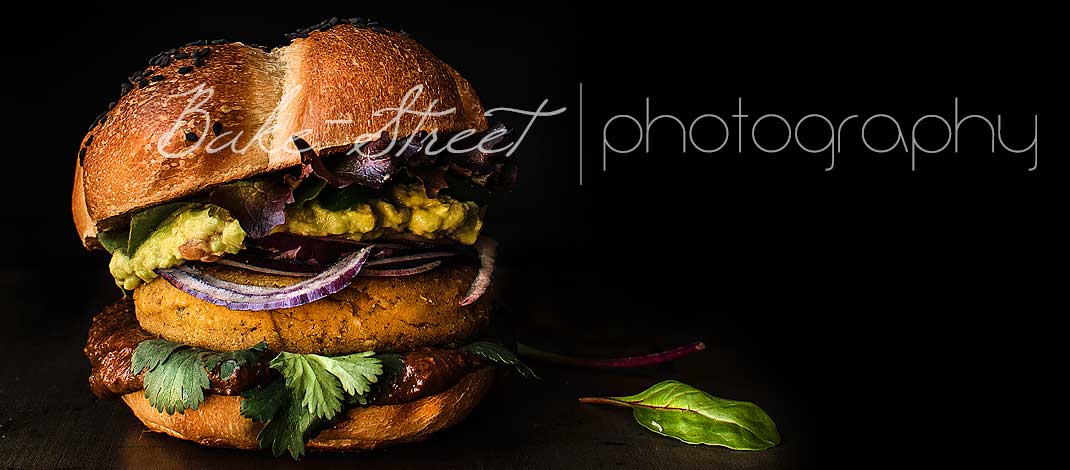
[{"x1": 0, "y1": 2, "x2": 1057, "y2": 468}]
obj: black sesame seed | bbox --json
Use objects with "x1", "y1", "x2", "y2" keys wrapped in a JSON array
[
  {"x1": 85, "y1": 135, "x2": 93, "y2": 147},
  {"x1": 150, "y1": 75, "x2": 165, "y2": 82},
  {"x1": 158, "y1": 55, "x2": 171, "y2": 67},
  {"x1": 210, "y1": 39, "x2": 227, "y2": 45},
  {"x1": 195, "y1": 48, "x2": 211, "y2": 58},
  {"x1": 178, "y1": 66, "x2": 193, "y2": 74},
  {"x1": 174, "y1": 52, "x2": 190, "y2": 59},
  {"x1": 185, "y1": 40, "x2": 207, "y2": 46},
  {"x1": 194, "y1": 57, "x2": 205, "y2": 67},
  {"x1": 98, "y1": 115, "x2": 107, "y2": 125},
  {"x1": 164, "y1": 48, "x2": 176, "y2": 55},
  {"x1": 120, "y1": 82, "x2": 133, "y2": 95},
  {"x1": 212, "y1": 121, "x2": 223, "y2": 136},
  {"x1": 371, "y1": 26, "x2": 386, "y2": 33},
  {"x1": 78, "y1": 147, "x2": 86, "y2": 161},
  {"x1": 185, "y1": 132, "x2": 198, "y2": 142},
  {"x1": 138, "y1": 78, "x2": 149, "y2": 88},
  {"x1": 107, "y1": 101, "x2": 116, "y2": 110}
]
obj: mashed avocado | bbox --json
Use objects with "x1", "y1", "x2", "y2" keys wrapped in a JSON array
[
  {"x1": 278, "y1": 183, "x2": 484, "y2": 244},
  {"x1": 106, "y1": 184, "x2": 483, "y2": 289},
  {"x1": 109, "y1": 206, "x2": 246, "y2": 290}
]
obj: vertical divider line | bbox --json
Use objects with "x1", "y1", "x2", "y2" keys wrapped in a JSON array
[{"x1": 579, "y1": 82, "x2": 584, "y2": 186}]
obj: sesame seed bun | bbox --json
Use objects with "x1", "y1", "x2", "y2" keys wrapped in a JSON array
[
  {"x1": 121, "y1": 366, "x2": 496, "y2": 452},
  {"x1": 73, "y1": 24, "x2": 488, "y2": 248},
  {"x1": 132, "y1": 263, "x2": 494, "y2": 355}
]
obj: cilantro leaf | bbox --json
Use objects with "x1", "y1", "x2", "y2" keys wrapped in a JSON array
[
  {"x1": 240, "y1": 379, "x2": 288, "y2": 424},
  {"x1": 269, "y1": 353, "x2": 344, "y2": 420},
  {"x1": 259, "y1": 391, "x2": 326, "y2": 459},
  {"x1": 269, "y1": 352, "x2": 383, "y2": 421},
  {"x1": 203, "y1": 341, "x2": 268, "y2": 380},
  {"x1": 133, "y1": 339, "x2": 269, "y2": 415},
  {"x1": 131, "y1": 339, "x2": 184, "y2": 375},
  {"x1": 142, "y1": 348, "x2": 210, "y2": 414},
  {"x1": 309, "y1": 352, "x2": 382, "y2": 396},
  {"x1": 248, "y1": 351, "x2": 383, "y2": 459},
  {"x1": 462, "y1": 340, "x2": 539, "y2": 379}
]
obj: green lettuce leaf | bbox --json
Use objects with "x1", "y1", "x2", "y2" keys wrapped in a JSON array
[{"x1": 128, "y1": 202, "x2": 193, "y2": 255}]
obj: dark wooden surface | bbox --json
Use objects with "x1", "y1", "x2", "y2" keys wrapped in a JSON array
[{"x1": 0, "y1": 266, "x2": 815, "y2": 470}]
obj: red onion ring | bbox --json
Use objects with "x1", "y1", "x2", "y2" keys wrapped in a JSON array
[
  {"x1": 459, "y1": 236, "x2": 497, "y2": 306},
  {"x1": 156, "y1": 248, "x2": 372, "y2": 310},
  {"x1": 365, "y1": 251, "x2": 455, "y2": 267},
  {"x1": 360, "y1": 260, "x2": 443, "y2": 277}
]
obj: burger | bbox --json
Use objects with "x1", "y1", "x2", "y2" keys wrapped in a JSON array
[{"x1": 74, "y1": 18, "x2": 531, "y2": 458}]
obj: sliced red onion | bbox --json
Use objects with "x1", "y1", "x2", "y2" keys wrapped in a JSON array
[
  {"x1": 365, "y1": 251, "x2": 456, "y2": 267},
  {"x1": 216, "y1": 258, "x2": 315, "y2": 277},
  {"x1": 360, "y1": 260, "x2": 442, "y2": 277},
  {"x1": 459, "y1": 236, "x2": 497, "y2": 306},
  {"x1": 156, "y1": 248, "x2": 372, "y2": 310}
]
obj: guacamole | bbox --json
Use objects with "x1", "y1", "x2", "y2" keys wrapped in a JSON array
[
  {"x1": 109, "y1": 206, "x2": 246, "y2": 290},
  {"x1": 279, "y1": 183, "x2": 484, "y2": 244},
  {"x1": 106, "y1": 183, "x2": 484, "y2": 289}
]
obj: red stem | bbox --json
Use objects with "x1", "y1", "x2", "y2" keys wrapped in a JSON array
[{"x1": 517, "y1": 341, "x2": 706, "y2": 369}]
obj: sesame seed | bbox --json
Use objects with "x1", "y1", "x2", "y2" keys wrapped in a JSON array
[
  {"x1": 185, "y1": 132, "x2": 198, "y2": 142},
  {"x1": 150, "y1": 75, "x2": 165, "y2": 82},
  {"x1": 195, "y1": 48, "x2": 211, "y2": 58},
  {"x1": 85, "y1": 135, "x2": 93, "y2": 147},
  {"x1": 78, "y1": 147, "x2": 86, "y2": 162},
  {"x1": 178, "y1": 66, "x2": 193, "y2": 74},
  {"x1": 210, "y1": 39, "x2": 227, "y2": 45},
  {"x1": 174, "y1": 52, "x2": 190, "y2": 59},
  {"x1": 138, "y1": 78, "x2": 149, "y2": 88},
  {"x1": 98, "y1": 115, "x2": 107, "y2": 125},
  {"x1": 120, "y1": 82, "x2": 133, "y2": 95},
  {"x1": 194, "y1": 57, "x2": 205, "y2": 67},
  {"x1": 371, "y1": 26, "x2": 386, "y2": 33},
  {"x1": 212, "y1": 121, "x2": 223, "y2": 136}
]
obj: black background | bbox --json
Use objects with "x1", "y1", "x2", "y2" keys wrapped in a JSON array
[{"x1": 0, "y1": 1, "x2": 1057, "y2": 468}]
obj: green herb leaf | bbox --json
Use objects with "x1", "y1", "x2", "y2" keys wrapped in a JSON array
[
  {"x1": 240, "y1": 378, "x2": 287, "y2": 423},
  {"x1": 133, "y1": 339, "x2": 267, "y2": 414},
  {"x1": 248, "y1": 351, "x2": 384, "y2": 459},
  {"x1": 141, "y1": 348, "x2": 210, "y2": 414},
  {"x1": 462, "y1": 340, "x2": 539, "y2": 379},
  {"x1": 128, "y1": 202, "x2": 193, "y2": 255},
  {"x1": 269, "y1": 353, "x2": 343, "y2": 420},
  {"x1": 269, "y1": 352, "x2": 382, "y2": 421},
  {"x1": 131, "y1": 338, "x2": 184, "y2": 375},
  {"x1": 310, "y1": 352, "x2": 382, "y2": 396},
  {"x1": 581, "y1": 380, "x2": 780, "y2": 451},
  {"x1": 203, "y1": 341, "x2": 268, "y2": 380}
]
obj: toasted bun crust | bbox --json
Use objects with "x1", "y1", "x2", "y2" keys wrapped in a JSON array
[
  {"x1": 121, "y1": 367, "x2": 495, "y2": 451},
  {"x1": 133, "y1": 263, "x2": 493, "y2": 355},
  {"x1": 73, "y1": 25, "x2": 488, "y2": 247}
]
